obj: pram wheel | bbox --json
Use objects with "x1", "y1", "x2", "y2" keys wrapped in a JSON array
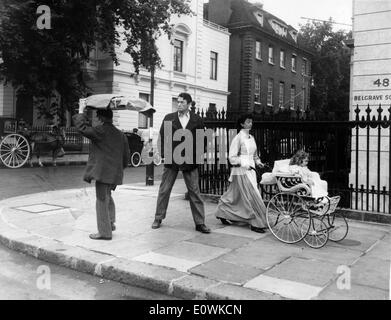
[
  {"x1": 323, "y1": 211, "x2": 349, "y2": 242},
  {"x1": 302, "y1": 216, "x2": 329, "y2": 249},
  {"x1": 131, "y1": 152, "x2": 142, "y2": 167},
  {"x1": 266, "y1": 193, "x2": 310, "y2": 244},
  {"x1": 153, "y1": 152, "x2": 162, "y2": 166}
]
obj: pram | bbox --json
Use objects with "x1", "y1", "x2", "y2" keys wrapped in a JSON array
[
  {"x1": 124, "y1": 131, "x2": 144, "y2": 167},
  {"x1": 259, "y1": 160, "x2": 349, "y2": 249}
]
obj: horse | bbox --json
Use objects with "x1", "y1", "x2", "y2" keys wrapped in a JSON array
[{"x1": 27, "y1": 126, "x2": 66, "y2": 167}]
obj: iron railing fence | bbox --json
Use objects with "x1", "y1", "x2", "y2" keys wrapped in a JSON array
[
  {"x1": 30, "y1": 126, "x2": 89, "y2": 152},
  {"x1": 195, "y1": 105, "x2": 391, "y2": 214}
]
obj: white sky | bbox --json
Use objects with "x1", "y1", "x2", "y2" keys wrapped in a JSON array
[
  {"x1": 204, "y1": 0, "x2": 353, "y2": 32},
  {"x1": 255, "y1": 0, "x2": 353, "y2": 32}
]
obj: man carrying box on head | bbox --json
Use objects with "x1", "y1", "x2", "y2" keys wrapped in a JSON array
[{"x1": 72, "y1": 107, "x2": 130, "y2": 240}]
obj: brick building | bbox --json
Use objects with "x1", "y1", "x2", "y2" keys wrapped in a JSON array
[{"x1": 205, "y1": 0, "x2": 313, "y2": 114}]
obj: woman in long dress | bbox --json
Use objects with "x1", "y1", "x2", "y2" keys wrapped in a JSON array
[{"x1": 214, "y1": 114, "x2": 268, "y2": 233}]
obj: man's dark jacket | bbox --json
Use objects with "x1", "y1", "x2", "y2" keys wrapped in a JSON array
[
  {"x1": 159, "y1": 111, "x2": 205, "y2": 172},
  {"x1": 73, "y1": 114, "x2": 130, "y2": 185}
]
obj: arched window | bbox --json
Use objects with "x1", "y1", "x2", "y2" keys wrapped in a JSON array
[{"x1": 172, "y1": 23, "x2": 191, "y2": 73}]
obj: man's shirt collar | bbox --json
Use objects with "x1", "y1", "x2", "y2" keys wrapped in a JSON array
[{"x1": 178, "y1": 110, "x2": 190, "y2": 118}]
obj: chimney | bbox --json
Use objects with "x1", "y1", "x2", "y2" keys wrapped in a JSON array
[
  {"x1": 207, "y1": 0, "x2": 232, "y2": 26},
  {"x1": 253, "y1": 2, "x2": 263, "y2": 9}
]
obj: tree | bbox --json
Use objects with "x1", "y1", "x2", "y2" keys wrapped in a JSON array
[
  {"x1": 299, "y1": 20, "x2": 352, "y2": 119},
  {"x1": 0, "y1": 0, "x2": 192, "y2": 123}
]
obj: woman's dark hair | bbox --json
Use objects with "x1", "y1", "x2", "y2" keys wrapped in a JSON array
[
  {"x1": 290, "y1": 150, "x2": 309, "y2": 165},
  {"x1": 236, "y1": 113, "x2": 254, "y2": 131}
]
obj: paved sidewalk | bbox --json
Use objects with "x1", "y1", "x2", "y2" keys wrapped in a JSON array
[{"x1": 0, "y1": 180, "x2": 390, "y2": 300}]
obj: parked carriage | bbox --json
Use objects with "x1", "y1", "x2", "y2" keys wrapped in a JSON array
[
  {"x1": 0, "y1": 119, "x2": 31, "y2": 168},
  {"x1": 0, "y1": 119, "x2": 65, "y2": 168}
]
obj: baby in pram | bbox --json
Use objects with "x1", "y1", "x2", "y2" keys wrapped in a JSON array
[{"x1": 288, "y1": 150, "x2": 328, "y2": 199}]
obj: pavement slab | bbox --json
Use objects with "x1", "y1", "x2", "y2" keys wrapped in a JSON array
[
  {"x1": 218, "y1": 237, "x2": 303, "y2": 270},
  {"x1": 363, "y1": 237, "x2": 391, "y2": 261},
  {"x1": 262, "y1": 256, "x2": 339, "y2": 287},
  {"x1": 154, "y1": 241, "x2": 230, "y2": 263},
  {"x1": 190, "y1": 259, "x2": 265, "y2": 285},
  {"x1": 317, "y1": 282, "x2": 389, "y2": 300},
  {"x1": 186, "y1": 232, "x2": 253, "y2": 249},
  {"x1": 325, "y1": 225, "x2": 389, "y2": 253},
  {"x1": 244, "y1": 274, "x2": 324, "y2": 300},
  {"x1": 133, "y1": 252, "x2": 202, "y2": 273},
  {"x1": 0, "y1": 181, "x2": 390, "y2": 300},
  {"x1": 291, "y1": 243, "x2": 365, "y2": 266},
  {"x1": 350, "y1": 256, "x2": 390, "y2": 291}
]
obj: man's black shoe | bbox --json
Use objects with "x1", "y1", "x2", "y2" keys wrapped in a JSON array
[
  {"x1": 152, "y1": 219, "x2": 162, "y2": 229},
  {"x1": 195, "y1": 224, "x2": 211, "y2": 233}
]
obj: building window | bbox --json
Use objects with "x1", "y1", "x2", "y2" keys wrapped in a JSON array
[
  {"x1": 254, "y1": 74, "x2": 261, "y2": 104},
  {"x1": 302, "y1": 87, "x2": 307, "y2": 109},
  {"x1": 174, "y1": 39, "x2": 183, "y2": 72},
  {"x1": 172, "y1": 97, "x2": 178, "y2": 112},
  {"x1": 302, "y1": 58, "x2": 308, "y2": 75},
  {"x1": 290, "y1": 85, "x2": 296, "y2": 109},
  {"x1": 291, "y1": 54, "x2": 297, "y2": 72},
  {"x1": 255, "y1": 41, "x2": 262, "y2": 60},
  {"x1": 270, "y1": 20, "x2": 288, "y2": 37},
  {"x1": 253, "y1": 11, "x2": 264, "y2": 26},
  {"x1": 138, "y1": 93, "x2": 149, "y2": 128},
  {"x1": 280, "y1": 50, "x2": 285, "y2": 68},
  {"x1": 267, "y1": 79, "x2": 274, "y2": 106},
  {"x1": 208, "y1": 103, "x2": 217, "y2": 113},
  {"x1": 268, "y1": 46, "x2": 274, "y2": 64},
  {"x1": 210, "y1": 51, "x2": 218, "y2": 80},
  {"x1": 88, "y1": 46, "x2": 97, "y2": 67},
  {"x1": 279, "y1": 82, "x2": 285, "y2": 108}
]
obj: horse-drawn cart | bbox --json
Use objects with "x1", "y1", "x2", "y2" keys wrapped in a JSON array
[
  {"x1": 0, "y1": 119, "x2": 31, "y2": 168},
  {"x1": 0, "y1": 119, "x2": 66, "y2": 168}
]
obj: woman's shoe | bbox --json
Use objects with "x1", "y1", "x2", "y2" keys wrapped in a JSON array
[
  {"x1": 250, "y1": 226, "x2": 266, "y2": 233},
  {"x1": 218, "y1": 218, "x2": 232, "y2": 225}
]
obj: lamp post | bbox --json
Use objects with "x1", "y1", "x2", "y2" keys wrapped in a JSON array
[{"x1": 146, "y1": 63, "x2": 155, "y2": 186}]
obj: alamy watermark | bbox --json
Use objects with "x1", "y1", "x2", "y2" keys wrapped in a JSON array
[
  {"x1": 142, "y1": 124, "x2": 239, "y2": 165},
  {"x1": 36, "y1": 265, "x2": 51, "y2": 290},
  {"x1": 336, "y1": 265, "x2": 351, "y2": 290},
  {"x1": 36, "y1": 5, "x2": 51, "y2": 30}
]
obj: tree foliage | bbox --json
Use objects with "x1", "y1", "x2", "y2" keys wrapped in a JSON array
[
  {"x1": 299, "y1": 20, "x2": 352, "y2": 119},
  {"x1": 0, "y1": 0, "x2": 192, "y2": 111}
]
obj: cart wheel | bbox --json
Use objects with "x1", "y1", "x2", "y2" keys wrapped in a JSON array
[
  {"x1": 302, "y1": 216, "x2": 329, "y2": 249},
  {"x1": 0, "y1": 134, "x2": 30, "y2": 168},
  {"x1": 266, "y1": 192, "x2": 310, "y2": 244},
  {"x1": 324, "y1": 212, "x2": 349, "y2": 242},
  {"x1": 153, "y1": 152, "x2": 162, "y2": 166},
  {"x1": 131, "y1": 152, "x2": 142, "y2": 167}
]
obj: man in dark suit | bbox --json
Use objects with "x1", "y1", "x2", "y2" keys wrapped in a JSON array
[
  {"x1": 152, "y1": 93, "x2": 210, "y2": 233},
  {"x1": 73, "y1": 109, "x2": 130, "y2": 240}
]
